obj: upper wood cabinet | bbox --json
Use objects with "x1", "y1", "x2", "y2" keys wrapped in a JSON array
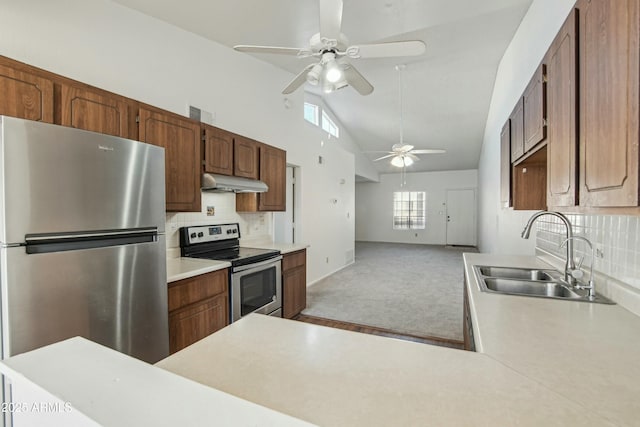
[
  {"x1": 523, "y1": 64, "x2": 547, "y2": 153},
  {"x1": 59, "y1": 84, "x2": 134, "y2": 139},
  {"x1": 138, "y1": 107, "x2": 201, "y2": 212},
  {"x1": 578, "y1": 0, "x2": 639, "y2": 207},
  {"x1": 0, "y1": 62, "x2": 53, "y2": 123},
  {"x1": 545, "y1": 9, "x2": 578, "y2": 208},
  {"x1": 236, "y1": 143, "x2": 287, "y2": 212},
  {"x1": 500, "y1": 119, "x2": 512, "y2": 208},
  {"x1": 234, "y1": 135, "x2": 259, "y2": 179},
  {"x1": 510, "y1": 99, "x2": 525, "y2": 162},
  {"x1": 203, "y1": 125, "x2": 234, "y2": 176},
  {"x1": 258, "y1": 144, "x2": 286, "y2": 211}
]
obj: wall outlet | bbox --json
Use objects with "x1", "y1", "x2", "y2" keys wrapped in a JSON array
[{"x1": 326, "y1": 257, "x2": 329, "y2": 264}]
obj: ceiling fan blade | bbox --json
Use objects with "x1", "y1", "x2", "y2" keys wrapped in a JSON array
[
  {"x1": 282, "y1": 64, "x2": 316, "y2": 94},
  {"x1": 392, "y1": 144, "x2": 414, "y2": 152},
  {"x1": 346, "y1": 40, "x2": 426, "y2": 59},
  {"x1": 410, "y1": 149, "x2": 447, "y2": 154},
  {"x1": 406, "y1": 153, "x2": 420, "y2": 162},
  {"x1": 234, "y1": 45, "x2": 313, "y2": 58},
  {"x1": 373, "y1": 154, "x2": 395, "y2": 161},
  {"x1": 341, "y1": 63, "x2": 374, "y2": 95},
  {"x1": 319, "y1": 0, "x2": 343, "y2": 42}
]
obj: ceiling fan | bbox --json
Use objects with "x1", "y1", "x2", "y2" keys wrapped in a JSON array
[
  {"x1": 373, "y1": 144, "x2": 446, "y2": 168},
  {"x1": 371, "y1": 64, "x2": 446, "y2": 168},
  {"x1": 233, "y1": 0, "x2": 426, "y2": 95}
]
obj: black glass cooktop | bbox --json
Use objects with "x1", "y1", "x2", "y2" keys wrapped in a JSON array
[{"x1": 189, "y1": 246, "x2": 280, "y2": 267}]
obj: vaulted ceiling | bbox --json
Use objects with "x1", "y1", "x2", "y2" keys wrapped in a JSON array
[{"x1": 113, "y1": 0, "x2": 533, "y2": 174}]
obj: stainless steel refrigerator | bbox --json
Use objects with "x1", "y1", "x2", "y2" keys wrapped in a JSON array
[{"x1": 0, "y1": 116, "x2": 169, "y2": 364}]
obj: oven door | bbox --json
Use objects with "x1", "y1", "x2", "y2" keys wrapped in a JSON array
[{"x1": 230, "y1": 256, "x2": 282, "y2": 322}]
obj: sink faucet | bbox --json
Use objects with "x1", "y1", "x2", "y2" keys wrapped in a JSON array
[
  {"x1": 560, "y1": 236, "x2": 596, "y2": 299},
  {"x1": 521, "y1": 211, "x2": 576, "y2": 284}
]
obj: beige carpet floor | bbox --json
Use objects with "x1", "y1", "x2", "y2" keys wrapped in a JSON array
[{"x1": 302, "y1": 242, "x2": 475, "y2": 341}]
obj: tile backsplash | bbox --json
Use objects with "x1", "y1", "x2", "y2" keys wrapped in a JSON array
[
  {"x1": 165, "y1": 192, "x2": 273, "y2": 253},
  {"x1": 536, "y1": 214, "x2": 640, "y2": 291}
]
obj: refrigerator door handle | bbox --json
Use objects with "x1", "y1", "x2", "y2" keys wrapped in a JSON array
[{"x1": 25, "y1": 228, "x2": 159, "y2": 254}]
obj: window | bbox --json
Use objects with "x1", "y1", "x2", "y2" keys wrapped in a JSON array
[
  {"x1": 304, "y1": 102, "x2": 319, "y2": 126},
  {"x1": 393, "y1": 192, "x2": 426, "y2": 229},
  {"x1": 321, "y1": 110, "x2": 339, "y2": 138}
]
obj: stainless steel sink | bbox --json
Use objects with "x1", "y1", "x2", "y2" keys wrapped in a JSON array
[
  {"x1": 483, "y1": 278, "x2": 580, "y2": 298},
  {"x1": 474, "y1": 265, "x2": 615, "y2": 304},
  {"x1": 477, "y1": 266, "x2": 558, "y2": 281}
]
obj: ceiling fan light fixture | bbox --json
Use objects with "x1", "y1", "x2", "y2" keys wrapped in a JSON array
[
  {"x1": 306, "y1": 63, "x2": 323, "y2": 85},
  {"x1": 403, "y1": 156, "x2": 414, "y2": 166},
  {"x1": 390, "y1": 156, "x2": 405, "y2": 167},
  {"x1": 325, "y1": 62, "x2": 343, "y2": 83}
]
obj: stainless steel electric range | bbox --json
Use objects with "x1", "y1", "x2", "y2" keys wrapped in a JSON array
[{"x1": 180, "y1": 223, "x2": 282, "y2": 322}]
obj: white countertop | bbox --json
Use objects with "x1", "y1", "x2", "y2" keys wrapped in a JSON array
[
  {"x1": 241, "y1": 241, "x2": 309, "y2": 255},
  {"x1": 0, "y1": 337, "x2": 312, "y2": 426},
  {"x1": 166, "y1": 257, "x2": 230, "y2": 283},
  {"x1": 464, "y1": 253, "x2": 640, "y2": 427},
  {"x1": 157, "y1": 314, "x2": 610, "y2": 426}
]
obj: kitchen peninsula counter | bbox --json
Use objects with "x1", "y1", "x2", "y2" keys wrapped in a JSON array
[{"x1": 157, "y1": 314, "x2": 610, "y2": 426}]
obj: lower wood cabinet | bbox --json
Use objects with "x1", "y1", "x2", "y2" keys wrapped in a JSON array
[
  {"x1": 168, "y1": 269, "x2": 229, "y2": 354},
  {"x1": 282, "y1": 249, "x2": 307, "y2": 319}
]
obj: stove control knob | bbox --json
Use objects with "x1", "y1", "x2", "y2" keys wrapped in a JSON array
[
  {"x1": 190, "y1": 233, "x2": 196, "y2": 239},
  {"x1": 227, "y1": 229, "x2": 232, "y2": 234},
  {"x1": 232, "y1": 229, "x2": 238, "y2": 234},
  {"x1": 197, "y1": 232, "x2": 204, "y2": 238}
]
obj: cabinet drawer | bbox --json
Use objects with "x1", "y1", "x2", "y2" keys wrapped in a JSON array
[
  {"x1": 283, "y1": 249, "x2": 306, "y2": 272},
  {"x1": 168, "y1": 269, "x2": 228, "y2": 312},
  {"x1": 169, "y1": 293, "x2": 228, "y2": 353}
]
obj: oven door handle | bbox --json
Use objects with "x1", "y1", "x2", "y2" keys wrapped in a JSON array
[{"x1": 233, "y1": 255, "x2": 283, "y2": 273}]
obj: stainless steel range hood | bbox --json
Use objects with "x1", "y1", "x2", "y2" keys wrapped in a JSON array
[{"x1": 202, "y1": 173, "x2": 268, "y2": 193}]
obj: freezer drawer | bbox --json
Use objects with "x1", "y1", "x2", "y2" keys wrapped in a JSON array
[{"x1": 0, "y1": 236, "x2": 168, "y2": 364}]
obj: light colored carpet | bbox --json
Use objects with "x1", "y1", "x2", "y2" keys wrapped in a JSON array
[{"x1": 303, "y1": 242, "x2": 475, "y2": 341}]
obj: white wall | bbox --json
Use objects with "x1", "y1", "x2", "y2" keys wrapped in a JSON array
[
  {"x1": 477, "y1": 0, "x2": 576, "y2": 254},
  {"x1": 356, "y1": 169, "x2": 477, "y2": 245},
  {"x1": 0, "y1": 0, "x2": 356, "y2": 284}
]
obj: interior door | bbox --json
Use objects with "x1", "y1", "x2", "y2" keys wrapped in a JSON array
[{"x1": 445, "y1": 189, "x2": 477, "y2": 246}]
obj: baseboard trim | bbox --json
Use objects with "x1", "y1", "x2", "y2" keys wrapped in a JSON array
[{"x1": 307, "y1": 260, "x2": 355, "y2": 287}]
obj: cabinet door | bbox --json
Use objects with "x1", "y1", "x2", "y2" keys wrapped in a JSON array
[
  {"x1": 234, "y1": 135, "x2": 259, "y2": 179},
  {"x1": 203, "y1": 125, "x2": 234, "y2": 175},
  {"x1": 282, "y1": 250, "x2": 306, "y2": 319},
  {"x1": 510, "y1": 99, "x2": 525, "y2": 162},
  {"x1": 0, "y1": 63, "x2": 53, "y2": 123},
  {"x1": 500, "y1": 119, "x2": 512, "y2": 208},
  {"x1": 283, "y1": 266, "x2": 306, "y2": 319},
  {"x1": 60, "y1": 84, "x2": 131, "y2": 138},
  {"x1": 259, "y1": 144, "x2": 286, "y2": 211},
  {"x1": 578, "y1": 0, "x2": 639, "y2": 207},
  {"x1": 138, "y1": 107, "x2": 201, "y2": 212},
  {"x1": 169, "y1": 294, "x2": 228, "y2": 354},
  {"x1": 546, "y1": 10, "x2": 578, "y2": 207},
  {"x1": 523, "y1": 64, "x2": 547, "y2": 153}
]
